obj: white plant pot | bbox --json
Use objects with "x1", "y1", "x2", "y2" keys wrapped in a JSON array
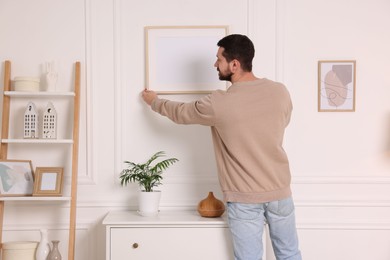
[{"x1": 138, "y1": 191, "x2": 161, "y2": 217}]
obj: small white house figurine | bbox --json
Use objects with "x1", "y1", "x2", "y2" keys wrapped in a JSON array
[
  {"x1": 24, "y1": 102, "x2": 39, "y2": 139},
  {"x1": 42, "y1": 102, "x2": 57, "y2": 139}
]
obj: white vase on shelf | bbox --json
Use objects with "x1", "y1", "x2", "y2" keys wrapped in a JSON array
[{"x1": 36, "y1": 229, "x2": 51, "y2": 260}]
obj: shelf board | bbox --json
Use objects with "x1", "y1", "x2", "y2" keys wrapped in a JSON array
[
  {"x1": 1, "y1": 139, "x2": 73, "y2": 144},
  {"x1": 0, "y1": 196, "x2": 71, "y2": 201},
  {"x1": 4, "y1": 91, "x2": 75, "y2": 97}
]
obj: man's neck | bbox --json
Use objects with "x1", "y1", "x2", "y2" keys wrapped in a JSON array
[{"x1": 230, "y1": 71, "x2": 258, "y2": 84}]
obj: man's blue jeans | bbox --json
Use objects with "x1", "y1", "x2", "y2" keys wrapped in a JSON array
[{"x1": 227, "y1": 197, "x2": 302, "y2": 260}]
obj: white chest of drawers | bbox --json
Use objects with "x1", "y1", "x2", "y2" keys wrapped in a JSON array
[{"x1": 103, "y1": 211, "x2": 234, "y2": 260}]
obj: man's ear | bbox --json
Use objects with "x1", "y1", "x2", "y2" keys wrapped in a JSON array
[{"x1": 229, "y1": 59, "x2": 240, "y2": 72}]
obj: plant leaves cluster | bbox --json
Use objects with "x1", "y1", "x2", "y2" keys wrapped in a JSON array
[{"x1": 119, "y1": 151, "x2": 179, "y2": 192}]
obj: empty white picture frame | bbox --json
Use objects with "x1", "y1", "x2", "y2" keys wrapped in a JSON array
[{"x1": 145, "y1": 26, "x2": 229, "y2": 94}]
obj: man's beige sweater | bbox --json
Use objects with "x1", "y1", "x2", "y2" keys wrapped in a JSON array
[{"x1": 151, "y1": 78, "x2": 292, "y2": 203}]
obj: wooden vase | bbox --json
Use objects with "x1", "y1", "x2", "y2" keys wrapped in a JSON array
[{"x1": 197, "y1": 192, "x2": 225, "y2": 218}]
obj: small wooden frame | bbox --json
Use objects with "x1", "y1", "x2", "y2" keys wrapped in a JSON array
[
  {"x1": 0, "y1": 160, "x2": 34, "y2": 196},
  {"x1": 33, "y1": 167, "x2": 64, "y2": 196},
  {"x1": 318, "y1": 60, "x2": 356, "y2": 112}
]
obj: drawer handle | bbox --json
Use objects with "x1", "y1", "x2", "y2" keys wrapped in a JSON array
[{"x1": 132, "y1": 243, "x2": 139, "y2": 249}]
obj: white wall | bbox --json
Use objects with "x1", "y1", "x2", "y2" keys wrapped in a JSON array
[
  {"x1": 1, "y1": 0, "x2": 390, "y2": 259},
  {"x1": 282, "y1": 1, "x2": 390, "y2": 259}
]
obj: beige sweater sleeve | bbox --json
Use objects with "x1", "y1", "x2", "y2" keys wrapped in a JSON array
[{"x1": 151, "y1": 95, "x2": 216, "y2": 126}]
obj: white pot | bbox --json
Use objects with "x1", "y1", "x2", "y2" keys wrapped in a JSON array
[
  {"x1": 138, "y1": 191, "x2": 161, "y2": 217},
  {"x1": 2, "y1": 241, "x2": 38, "y2": 260},
  {"x1": 14, "y1": 77, "x2": 40, "y2": 91}
]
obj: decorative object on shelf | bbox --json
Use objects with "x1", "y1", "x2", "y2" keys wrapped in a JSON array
[
  {"x1": 45, "y1": 61, "x2": 58, "y2": 91},
  {"x1": 0, "y1": 160, "x2": 34, "y2": 196},
  {"x1": 33, "y1": 167, "x2": 64, "y2": 196},
  {"x1": 120, "y1": 151, "x2": 179, "y2": 216},
  {"x1": 2, "y1": 241, "x2": 38, "y2": 260},
  {"x1": 47, "y1": 240, "x2": 62, "y2": 260},
  {"x1": 14, "y1": 77, "x2": 40, "y2": 91},
  {"x1": 42, "y1": 102, "x2": 57, "y2": 139},
  {"x1": 24, "y1": 102, "x2": 39, "y2": 139},
  {"x1": 197, "y1": 191, "x2": 225, "y2": 218},
  {"x1": 36, "y1": 229, "x2": 50, "y2": 260}
]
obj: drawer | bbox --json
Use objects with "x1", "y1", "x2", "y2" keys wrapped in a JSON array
[{"x1": 109, "y1": 227, "x2": 233, "y2": 260}]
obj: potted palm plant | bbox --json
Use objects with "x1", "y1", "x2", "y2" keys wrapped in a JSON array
[{"x1": 119, "y1": 151, "x2": 179, "y2": 216}]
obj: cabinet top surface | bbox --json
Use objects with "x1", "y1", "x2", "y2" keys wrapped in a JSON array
[{"x1": 103, "y1": 210, "x2": 228, "y2": 227}]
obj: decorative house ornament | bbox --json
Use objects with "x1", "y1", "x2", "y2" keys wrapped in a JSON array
[
  {"x1": 197, "y1": 191, "x2": 225, "y2": 218},
  {"x1": 24, "y1": 102, "x2": 39, "y2": 139},
  {"x1": 42, "y1": 102, "x2": 57, "y2": 139}
]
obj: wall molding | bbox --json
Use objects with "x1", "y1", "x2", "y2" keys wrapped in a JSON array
[
  {"x1": 77, "y1": 0, "x2": 96, "y2": 185},
  {"x1": 74, "y1": 197, "x2": 390, "y2": 208},
  {"x1": 296, "y1": 199, "x2": 390, "y2": 207},
  {"x1": 297, "y1": 219, "x2": 390, "y2": 230},
  {"x1": 165, "y1": 174, "x2": 219, "y2": 184},
  {"x1": 275, "y1": 0, "x2": 285, "y2": 82},
  {"x1": 113, "y1": 0, "x2": 123, "y2": 184},
  {"x1": 156, "y1": 174, "x2": 390, "y2": 185},
  {"x1": 247, "y1": 0, "x2": 255, "y2": 36},
  {"x1": 293, "y1": 175, "x2": 390, "y2": 184}
]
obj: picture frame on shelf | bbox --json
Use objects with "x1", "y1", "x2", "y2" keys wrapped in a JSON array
[
  {"x1": 0, "y1": 160, "x2": 34, "y2": 196},
  {"x1": 318, "y1": 60, "x2": 356, "y2": 112},
  {"x1": 33, "y1": 167, "x2": 64, "y2": 196},
  {"x1": 145, "y1": 25, "x2": 229, "y2": 94}
]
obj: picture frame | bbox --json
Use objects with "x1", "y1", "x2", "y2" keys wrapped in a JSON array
[
  {"x1": 318, "y1": 60, "x2": 356, "y2": 112},
  {"x1": 145, "y1": 25, "x2": 229, "y2": 95},
  {"x1": 33, "y1": 167, "x2": 64, "y2": 196},
  {"x1": 0, "y1": 160, "x2": 34, "y2": 196}
]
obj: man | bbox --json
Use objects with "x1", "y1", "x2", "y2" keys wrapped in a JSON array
[{"x1": 142, "y1": 34, "x2": 302, "y2": 260}]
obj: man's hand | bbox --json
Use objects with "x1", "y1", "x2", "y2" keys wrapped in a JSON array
[{"x1": 142, "y1": 89, "x2": 157, "y2": 106}]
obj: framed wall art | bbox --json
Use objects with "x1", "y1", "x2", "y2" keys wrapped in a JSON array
[
  {"x1": 318, "y1": 60, "x2": 356, "y2": 112},
  {"x1": 33, "y1": 167, "x2": 64, "y2": 196},
  {"x1": 145, "y1": 25, "x2": 229, "y2": 94},
  {"x1": 0, "y1": 160, "x2": 34, "y2": 196}
]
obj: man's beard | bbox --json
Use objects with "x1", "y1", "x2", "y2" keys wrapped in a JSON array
[{"x1": 218, "y1": 69, "x2": 233, "y2": 82}]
